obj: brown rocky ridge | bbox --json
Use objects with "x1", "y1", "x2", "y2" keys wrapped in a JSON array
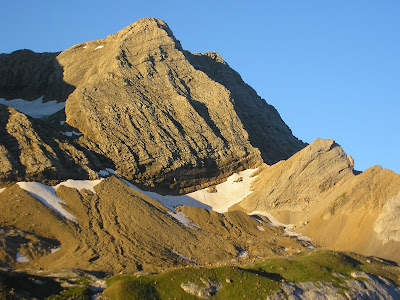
[{"x1": 235, "y1": 138, "x2": 400, "y2": 263}]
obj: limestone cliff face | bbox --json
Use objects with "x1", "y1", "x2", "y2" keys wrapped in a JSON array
[
  {"x1": 0, "y1": 18, "x2": 304, "y2": 191},
  {"x1": 236, "y1": 138, "x2": 400, "y2": 263}
]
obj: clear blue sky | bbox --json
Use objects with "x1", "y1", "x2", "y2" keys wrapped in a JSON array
[{"x1": 1, "y1": 1, "x2": 399, "y2": 174}]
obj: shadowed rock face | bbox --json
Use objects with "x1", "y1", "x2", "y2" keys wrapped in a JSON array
[
  {"x1": 0, "y1": 105, "x2": 106, "y2": 185},
  {"x1": 0, "y1": 17, "x2": 304, "y2": 191}
]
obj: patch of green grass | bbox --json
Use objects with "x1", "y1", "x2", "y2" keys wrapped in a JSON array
[
  {"x1": 251, "y1": 250, "x2": 361, "y2": 283},
  {"x1": 46, "y1": 286, "x2": 91, "y2": 300},
  {"x1": 105, "y1": 266, "x2": 281, "y2": 299},
  {"x1": 103, "y1": 277, "x2": 160, "y2": 300},
  {"x1": 102, "y1": 250, "x2": 400, "y2": 300}
]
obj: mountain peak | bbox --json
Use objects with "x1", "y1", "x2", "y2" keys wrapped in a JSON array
[
  {"x1": 110, "y1": 18, "x2": 179, "y2": 47},
  {"x1": 0, "y1": 18, "x2": 305, "y2": 191}
]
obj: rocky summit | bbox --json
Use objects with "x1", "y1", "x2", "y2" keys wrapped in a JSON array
[{"x1": 0, "y1": 18, "x2": 399, "y2": 299}]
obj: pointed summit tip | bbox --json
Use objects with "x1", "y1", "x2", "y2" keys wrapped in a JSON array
[
  {"x1": 134, "y1": 17, "x2": 169, "y2": 27},
  {"x1": 115, "y1": 17, "x2": 173, "y2": 37},
  {"x1": 110, "y1": 17, "x2": 179, "y2": 47}
]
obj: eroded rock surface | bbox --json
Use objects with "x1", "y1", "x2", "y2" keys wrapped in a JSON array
[{"x1": 268, "y1": 274, "x2": 400, "y2": 300}]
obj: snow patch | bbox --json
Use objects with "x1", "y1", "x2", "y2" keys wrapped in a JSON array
[
  {"x1": 115, "y1": 168, "x2": 258, "y2": 213},
  {"x1": 98, "y1": 170, "x2": 110, "y2": 177},
  {"x1": 0, "y1": 96, "x2": 65, "y2": 118},
  {"x1": 17, "y1": 182, "x2": 77, "y2": 222},
  {"x1": 250, "y1": 210, "x2": 314, "y2": 245},
  {"x1": 171, "y1": 250, "x2": 198, "y2": 264},
  {"x1": 55, "y1": 179, "x2": 103, "y2": 193},
  {"x1": 83, "y1": 46, "x2": 87, "y2": 49},
  {"x1": 238, "y1": 251, "x2": 248, "y2": 258},
  {"x1": 61, "y1": 131, "x2": 82, "y2": 137},
  {"x1": 251, "y1": 211, "x2": 286, "y2": 227},
  {"x1": 16, "y1": 252, "x2": 30, "y2": 263},
  {"x1": 168, "y1": 211, "x2": 201, "y2": 229},
  {"x1": 51, "y1": 246, "x2": 61, "y2": 253},
  {"x1": 0, "y1": 188, "x2": 5, "y2": 194},
  {"x1": 257, "y1": 226, "x2": 265, "y2": 231},
  {"x1": 97, "y1": 168, "x2": 116, "y2": 177},
  {"x1": 94, "y1": 45, "x2": 104, "y2": 49}
]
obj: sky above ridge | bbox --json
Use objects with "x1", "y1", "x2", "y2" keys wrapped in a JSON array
[{"x1": 1, "y1": 0, "x2": 399, "y2": 174}]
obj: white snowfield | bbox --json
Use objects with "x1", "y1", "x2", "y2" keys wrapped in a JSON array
[
  {"x1": 94, "y1": 45, "x2": 104, "y2": 49},
  {"x1": 0, "y1": 96, "x2": 65, "y2": 118},
  {"x1": 119, "y1": 168, "x2": 258, "y2": 213}
]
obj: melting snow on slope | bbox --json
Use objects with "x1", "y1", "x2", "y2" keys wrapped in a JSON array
[
  {"x1": 250, "y1": 210, "x2": 313, "y2": 244},
  {"x1": 61, "y1": 131, "x2": 82, "y2": 137},
  {"x1": 0, "y1": 188, "x2": 5, "y2": 194},
  {"x1": 51, "y1": 246, "x2": 61, "y2": 253},
  {"x1": 17, "y1": 182, "x2": 78, "y2": 222},
  {"x1": 17, "y1": 179, "x2": 103, "y2": 222},
  {"x1": 238, "y1": 251, "x2": 248, "y2": 258},
  {"x1": 167, "y1": 211, "x2": 201, "y2": 229},
  {"x1": 55, "y1": 179, "x2": 103, "y2": 193},
  {"x1": 171, "y1": 250, "x2": 198, "y2": 264},
  {"x1": 116, "y1": 168, "x2": 258, "y2": 213},
  {"x1": 16, "y1": 252, "x2": 30, "y2": 263},
  {"x1": 0, "y1": 96, "x2": 65, "y2": 118},
  {"x1": 97, "y1": 168, "x2": 117, "y2": 177},
  {"x1": 94, "y1": 45, "x2": 104, "y2": 49}
]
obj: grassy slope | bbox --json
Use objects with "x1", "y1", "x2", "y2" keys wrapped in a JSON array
[{"x1": 103, "y1": 250, "x2": 400, "y2": 300}]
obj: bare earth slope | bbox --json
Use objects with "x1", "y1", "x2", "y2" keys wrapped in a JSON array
[
  {"x1": 236, "y1": 139, "x2": 400, "y2": 263},
  {"x1": 0, "y1": 176, "x2": 307, "y2": 274},
  {"x1": 0, "y1": 18, "x2": 304, "y2": 191}
]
